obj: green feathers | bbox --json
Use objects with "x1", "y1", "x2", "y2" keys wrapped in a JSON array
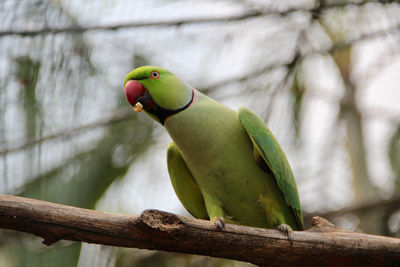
[
  {"x1": 238, "y1": 107, "x2": 304, "y2": 230},
  {"x1": 167, "y1": 143, "x2": 209, "y2": 220}
]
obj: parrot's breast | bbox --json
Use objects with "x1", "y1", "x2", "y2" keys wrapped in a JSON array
[{"x1": 165, "y1": 92, "x2": 250, "y2": 184}]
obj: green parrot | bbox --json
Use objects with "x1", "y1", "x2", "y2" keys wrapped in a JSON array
[{"x1": 123, "y1": 66, "x2": 304, "y2": 237}]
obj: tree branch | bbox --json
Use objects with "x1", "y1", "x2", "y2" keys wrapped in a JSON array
[{"x1": 0, "y1": 194, "x2": 399, "y2": 266}]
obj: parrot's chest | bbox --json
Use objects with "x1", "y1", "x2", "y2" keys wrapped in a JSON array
[{"x1": 165, "y1": 99, "x2": 259, "y2": 193}]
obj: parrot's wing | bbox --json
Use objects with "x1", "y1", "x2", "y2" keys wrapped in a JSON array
[
  {"x1": 167, "y1": 142, "x2": 209, "y2": 220},
  {"x1": 238, "y1": 107, "x2": 304, "y2": 230}
]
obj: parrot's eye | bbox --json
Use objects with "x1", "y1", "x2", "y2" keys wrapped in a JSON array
[{"x1": 150, "y1": 71, "x2": 160, "y2": 80}]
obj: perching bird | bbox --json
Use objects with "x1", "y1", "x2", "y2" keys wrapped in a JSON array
[{"x1": 123, "y1": 66, "x2": 304, "y2": 239}]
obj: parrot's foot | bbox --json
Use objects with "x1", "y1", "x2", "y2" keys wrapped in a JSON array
[
  {"x1": 212, "y1": 216, "x2": 225, "y2": 231},
  {"x1": 276, "y1": 224, "x2": 294, "y2": 246}
]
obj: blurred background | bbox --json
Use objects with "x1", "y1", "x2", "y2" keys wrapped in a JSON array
[{"x1": 1, "y1": 0, "x2": 400, "y2": 266}]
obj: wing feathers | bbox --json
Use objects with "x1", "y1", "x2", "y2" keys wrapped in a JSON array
[{"x1": 238, "y1": 107, "x2": 304, "y2": 230}]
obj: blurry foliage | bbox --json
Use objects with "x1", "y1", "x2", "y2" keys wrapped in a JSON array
[
  {"x1": 4, "y1": 236, "x2": 80, "y2": 267},
  {"x1": 290, "y1": 63, "x2": 305, "y2": 139},
  {"x1": 19, "y1": 115, "x2": 153, "y2": 208},
  {"x1": 116, "y1": 250, "x2": 254, "y2": 267},
  {"x1": 16, "y1": 57, "x2": 41, "y2": 120},
  {"x1": 389, "y1": 126, "x2": 400, "y2": 190},
  {"x1": 333, "y1": 47, "x2": 376, "y2": 202},
  {"x1": 1, "y1": 0, "x2": 400, "y2": 266},
  {"x1": 16, "y1": 56, "x2": 43, "y2": 182}
]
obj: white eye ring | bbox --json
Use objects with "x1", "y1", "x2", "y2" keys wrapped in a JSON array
[{"x1": 150, "y1": 71, "x2": 160, "y2": 79}]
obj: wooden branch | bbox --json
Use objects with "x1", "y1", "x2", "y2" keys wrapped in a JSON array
[{"x1": 0, "y1": 194, "x2": 399, "y2": 266}]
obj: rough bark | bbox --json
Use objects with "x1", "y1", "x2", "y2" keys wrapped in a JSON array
[{"x1": 0, "y1": 194, "x2": 399, "y2": 266}]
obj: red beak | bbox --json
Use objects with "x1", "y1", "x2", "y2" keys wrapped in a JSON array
[{"x1": 124, "y1": 80, "x2": 144, "y2": 106}]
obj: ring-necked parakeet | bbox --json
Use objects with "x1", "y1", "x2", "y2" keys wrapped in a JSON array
[{"x1": 123, "y1": 66, "x2": 304, "y2": 235}]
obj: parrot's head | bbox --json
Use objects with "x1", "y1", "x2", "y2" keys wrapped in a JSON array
[{"x1": 123, "y1": 66, "x2": 194, "y2": 124}]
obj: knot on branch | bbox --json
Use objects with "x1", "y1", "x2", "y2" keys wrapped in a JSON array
[
  {"x1": 138, "y1": 209, "x2": 183, "y2": 232},
  {"x1": 308, "y1": 216, "x2": 346, "y2": 233}
]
